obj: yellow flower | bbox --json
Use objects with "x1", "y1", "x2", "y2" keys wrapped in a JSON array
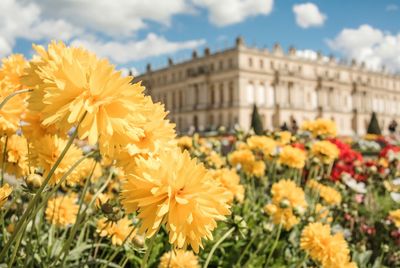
[
  {"x1": 229, "y1": 148, "x2": 255, "y2": 167},
  {"x1": 121, "y1": 149, "x2": 231, "y2": 253},
  {"x1": 158, "y1": 250, "x2": 200, "y2": 268},
  {"x1": 0, "y1": 135, "x2": 29, "y2": 178},
  {"x1": 301, "y1": 222, "x2": 356, "y2": 268},
  {"x1": 265, "y1": 179, "x2": 307, "y2": 230},
  {"x1": 23, "y1": 41, "x2": 174, "y2": 155},
  {"x1": 279, "y1": 146, "x2": 306, "y2": 169},
  {"x1": 177, "y1": 136, "x2": 193, "y2": 151},
  {"x1": 246, "y1": 135, "x2": 277, "y2": 157},
  {"x1": 0, "y1": 54, "x2": 28, "y2": 90},
  {"x1": 206, "y1": 151, "x2": 225, "y2": 169},
  {"x1": 389, "y1": 209, "x2": 400, "y2": 228},
  {"x1": 210, "y1": 168, "x2": 245, "y2": 203},
  {"x1": 307, "y1": 180, "x2": 342, "y2": 206},
  {"x1": 45, "y1": 195, "x2": 79, "y2": 227},
  {"x1": 0, "y1": 183, "x2": 12, "y2": 208},
  {"x1": 311, "y1": 141, "x2": 339, "y2": 164},
  {"x1": 243, "y1": 160, "x2": 266, "y2": 178},
  {"x1": 96, "y1": 217, "x2": 136, "y2": 246},
  {"x1": 302, "y1": 119, "x2": 337, "y2": 137},
  {"x1": 276, "y1": 131, "x2": 292, "y2": 145},
  {"x1": 0, "y1": 54, "x2": 28, "y2": 136},
  {"x1": 21, "y1": 110, "x2": 59, "y2": 140},
  {"x1": 31, "y1": 135, "x2": 83, "y2": 185}
]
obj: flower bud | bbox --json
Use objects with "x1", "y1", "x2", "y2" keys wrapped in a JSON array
[
  {"x1": 293, "y1": 206, "x2": 305, "y2": 216},
  {"x1": 26, "y1": 174, "x2": 44, "y2": 189},
  {"x1": 279, "y1": 199, "x2": 291, "y2": 209}
]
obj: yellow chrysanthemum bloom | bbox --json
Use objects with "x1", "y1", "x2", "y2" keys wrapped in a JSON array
[
  {"x1": 229, "y1": 148, "x2": 255, "y2": 167},
  {"x1": 23, "y1": 41, "x2": 174, "y2": 155},
  {"x1": 210, "y1": 168, "x2": 244, "y2": 203},
  {"x1": 389, "y1": 209, "x2": 400, "y2": 228},
  {"x1": 121, "y1": 149, "x2": 231, "y2": 253},
  {"x1": 0, "y1": 183, "x2": 12, "y2": 208},
  {"x1": 96, "y1": 217, "x2": 136, "y2": 246},
  {"x1": 301, "y1": 222, "x2": 356, "y2": 268},
  {"x1": 279, "y1": 146, "x2": 306, "y2": 169},
  {"x1": 206, "y1": 151, "x2": 225, "y2": 169},
  {"x1": 276, "y1": 131, "x2": 292, "y2": 145},
  {"x1": 177, "y1": 136, "x2": 193, "y2": 151},
  {"x1": 307, "y1": 179, "x2": 342, "y2": 206},
  {"x1": 21, "y1": 110, "x2": 60, "y2": 140},
  {"x1": 246, "y1": 135, "x2": 277, "y2": 157},
  {"x1": 264, "y1": 179, "x2": 307, "y2": 230},
  {"x1": 31, "y1": 135, "x2": 83, "y2": 185},
  {"x1": 243, "y1": 160, "x2": 266, "y2": 178},
  {"x1": 0, "y1": 54, "x2": 28, "y2": 135},
  {"x1": 302, "y1": 119, "x2": 337, "y2": 137},
  {"x1": 45, "y1": 195, "x2": 79, "y2": 227},
  {"x1": 0, "y1": 135, "x2": 29, "y2": 178},
  {"x1": 158, "y1": 250, "x2": 200, "y2": 268},
  {"x1": 311, "y1": 141, "x2": 339, "y2": 164}
]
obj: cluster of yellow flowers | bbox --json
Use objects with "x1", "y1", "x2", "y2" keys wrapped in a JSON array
[
  {"x1": 301, "y1": 222, "x2": 356, "y2": 268},
  {"x1": 307, "y1": 179, "x2": 342, "y2": 206},
  {"x1": 311, "y1": 140, "x2": 340, "y2": 164},
  {"x1": 97, "y1": 217, "x2": 136, "y2": 246},
  {"x1": 158, "y1": 250, "x2": 199, "y2": 268},
  {"x1": 0, "y1": 41, "x2": 233, "y2": 256},
  {"x1": 264, "y1": 179, "x2": 307, "y2": 230},
  {"x1": 279, "y1": 145, "x2": 306, "y2": 169},
  {"x1": 302, "y1": 118, "x2": 337, "y2": 137},
  {"x1": 229, "y1": 148, "x2": 266, "y2": 177}
]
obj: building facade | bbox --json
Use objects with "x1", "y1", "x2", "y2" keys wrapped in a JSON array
[{"x1": 135, "y1": 37, "x2": 400, "y2": 135}]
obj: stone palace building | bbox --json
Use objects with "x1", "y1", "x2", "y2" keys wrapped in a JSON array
[{"x1": 135, "y1": 37, "x2": 400, "y2": 135}]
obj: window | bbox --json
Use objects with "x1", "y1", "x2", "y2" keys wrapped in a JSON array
[
  {"x1": 219, "y1": 60, "x2": 223, "y2": 70},
  {"x1": 178, "y1": 91, "x2": 183, "y2": 109},
  {"x1": 228, "y1": 58, "x2": 233, "y2": 68},
  {"x1": 248, "y1": 57, "x2": 253, "y2": 68},
  {"x1": 229, "y1": 82, "x2": 234, "y2": 105},
  {"x1": 219, "y1": 83, "x2": 224, "y2": 104},
  {"x1": 210, "y1": 85, "x2": 215, "y2": 105},
  {"x1": 260, "y1": 59, "x2": 264, "y2": 69}
]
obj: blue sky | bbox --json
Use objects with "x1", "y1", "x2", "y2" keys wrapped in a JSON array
[{"x1": 1, "y1": 0, "x2": 400, "y2": 74}]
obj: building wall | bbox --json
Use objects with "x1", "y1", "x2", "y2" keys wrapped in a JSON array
[{"x1": 136, "y1": 38, "x2": 400, "y2": 136}]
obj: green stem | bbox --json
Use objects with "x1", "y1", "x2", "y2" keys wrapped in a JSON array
[
  {"x1": 203, "y1": 227, "x2": 235, "y2": 268},
  {"x1": 0, "y1": 112, "x2": 86, "y2": 262},
  {"x1": 265, "y1": 222, "x2": 282, "y2": 267},
  {"x1": 58, "y1": 170, "x2": 112, "y2": 266},
  {"x1": 1, "y1": 135, "x2": 8, "y2": 186},
  {"x1": 141, "y1": 231, "x2": 159, "y2": 268},
  {"x1": 235, "y1": 230, "x2": 259, "y2": 267},
  {"x1": 0, "y1": 89, "x2": 33, "y2": 110}
]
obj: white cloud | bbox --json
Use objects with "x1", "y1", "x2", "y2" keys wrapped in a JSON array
[
  {"x1": 0, "y1": 0, "x2": 274, "y2": 62},
  {"x1": 386, "y1": 4, "x2": 399, "y2": 11},
  {"x1": 34, "y1": 0, "x2": 193, "y2": 37},
  {"x1": 296, "y1": 49, "x2": 329, "y2": 62},
  {"x1": 0, "y1": 0, "x2": 80, "y2": 57},
  {"x1": 327, "y1": 24, "x2": 400, "y2": 72},
  {"x1": 293, "y1": 2, "x2": 327, "y2": 28},
  {"x1": 71, "y1": 33, "x2": 206, "y2": 64},
  {"x1": 192, "y1": 0, "x2": 274, "y2": 26}
]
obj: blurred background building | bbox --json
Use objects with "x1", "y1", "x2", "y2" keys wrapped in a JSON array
[{"x1": 135, "y1": 37, "x2": 400, "y2": 136}]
